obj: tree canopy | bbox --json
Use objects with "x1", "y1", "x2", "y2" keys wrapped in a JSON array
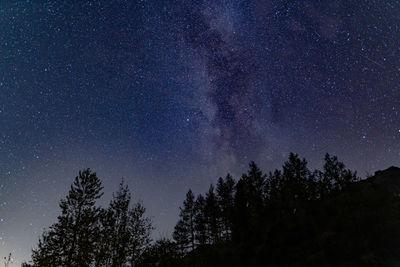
[{"x1": 27, "y1": 170, "x2": 152, "y2": 267}]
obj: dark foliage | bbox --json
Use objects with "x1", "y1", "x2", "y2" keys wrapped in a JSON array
[
  {"x1": 170, "y1": 153, "x2": 400, "y2": 266},
  {"x1": 173, "y1": 189, "x2": 196, "y2": 253},
  {"x1": 27, "y1": 154, "x2": 400, "y2": 266},
  {"x1": 31, "y1": 169, "x2": 104, "y2": 266},
  {"x1": 28, "y1": 170, "x2": 152, "y2": 267},
  {"x1": 137, "y1": 238, "x2": 181, "y2": 267}
]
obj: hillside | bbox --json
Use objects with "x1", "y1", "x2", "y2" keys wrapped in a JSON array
[{"x1": 173, "y1": 165, "x2": 400, "y2": 267}]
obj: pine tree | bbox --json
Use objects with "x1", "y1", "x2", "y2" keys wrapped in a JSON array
[
  {"x1": 194, "y1": 194, "x2": 207, "y2": 246},
  {"x1": 204, "y1": 184, "x2": 221, "y2": 243},
  {"x1": 280, "y1": 153, "x2": 311, "y2": 214},
  {"x1": 233, "y1": 162, "x2": 266, "y2": 245},
  {"x1": 95, "y1": 179, "x2": 131, "y2": 267},
  {"x1": 109, "y1": 180, "x2": 131, "y2": 266},
  {"x1": 216, "y1": 174, "x2": 235, "y2": 239},
  {"x1": 173, "y1": 189, "x2": 196, "y2": 252},
  {"x1": 320, "y1": 153, "x2": 358, "y2": 192},
  {"x1": 173, "y1": 219, "x2": 189, "y2": 253},
  {"x1": 127, "y1": 201, "x2": 153, "y2": 265},
  {"x1": 236, "y1": 162, "x2": 266, "y2": 215},
  {"x1": 94, "y1": 207, "x2": 113, "y2": 266},
  {"x1": 31, "y1": 169, "x2": 103, "y2": 266},
  {"x1": 266, "y1": 169, "x2": 282, "y2": 201},
  {"x1": 95, "y1": 179, "x2": 152, "y2": 267}
]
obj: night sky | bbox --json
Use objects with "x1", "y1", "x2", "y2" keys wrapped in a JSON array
[{"x1": 1, "y1": 0, "x2": 400, "y2": 263}]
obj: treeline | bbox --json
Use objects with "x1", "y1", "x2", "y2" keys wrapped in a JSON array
[
  {"x1": 165, "y1": 153, "x2": 360, "y2": 266},
  {"x1": 173, "y1": 153, "x2": 358, "y2": 251},
  {"x1": 165, "y1": 153, "x2": 400, "y2": 266},
  {"x1": 24, "y1": 153, "x2": 400, "y2": 266}
]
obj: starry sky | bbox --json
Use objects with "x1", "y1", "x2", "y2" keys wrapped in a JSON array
[{"x1": 1, "y1": 0, "x2": 400, "y2": 263}]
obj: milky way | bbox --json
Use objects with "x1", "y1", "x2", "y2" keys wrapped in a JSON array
[{"x1": 1, "y1": 0, "x2": 399, "y2": 263}]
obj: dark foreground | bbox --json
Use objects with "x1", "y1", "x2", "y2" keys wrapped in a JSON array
[{"x1": 24, "y1": 154, "x2": 400, "y2": 266}]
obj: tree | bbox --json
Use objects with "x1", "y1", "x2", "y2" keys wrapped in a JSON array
[
  {"x1": 173, "y1": 189, "x2": 196, "y2": 252},
  {"x1": 127, "y1": 201, "x2": 153, "y2": 265},
  {"x1": 233, "y1": 162, "x2": 266, "y2": 245},
  {"x1": 95, "y1": 179, "x2": 152, "y2": 267},
  {"x1": 204, "y1": 184, "x2": 221, "y2": 243},
  {"x1": 110, "y1": 180, "x2": 131, "y2": 266},
  {"x1": 216, "y1": 174, "x2": 235, "y2": 239},
  {"x1": 194, "y1": 194, "x2": 207, "y2": 246},
  {"x1": 265, "y1": 169, "x2": 282, "y2": 201},
  {"x1": 94, "y1": 207, "x2": 114, "y2": 266},
  {"x1": 31, "y1": 169, "x2": 103, "y2": 266},
  {"x1": 173, "y1": 219, "x2": 189, "y2": 254},
  {"x1": 95, "y1": 179, "x2": 131, "y2": 266},
  {"x1": 243, "y1": 161, "x2": 266, "y2": 211},
  {"x1": 319, "y1": 153, "x2": 358, "y2": 193},
  {"x1": 280, "y1": 153, "x2": 312, "y2": 212}
]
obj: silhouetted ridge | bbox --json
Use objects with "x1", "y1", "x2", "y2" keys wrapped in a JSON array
[
  {"x1": 374, "y1": 165, "x2": 400, "y2": 177},
  {"x1": 368, "y1": 166, "x2": 400, "y2": 193}
]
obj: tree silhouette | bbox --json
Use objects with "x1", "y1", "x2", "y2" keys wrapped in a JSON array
[
  {"x1": 31, "y1": 169, "x2": 103, "y2": 266},
  {"x1": 173, "y1": 189, "x2": 196, "y2": 253},
  {"x1": 126, "y1": 200, "x2": 153, "y2": 266},
  {"x1": 28, "y1": 153, "x2": 400, "y2": 266},
  {"x1": 204, "y1": 184, "x2": 221, "y2": 243},
  {"x1": 95, "y1": 179, "x2": 152, "y2": 266},
  {"x1": 194, "y1": 194, "x2": 207, "y2": 246},
  {"x1": 233, "y1": 161, "x2": 265, "y2": 245},
  {"x1": 216, "y1": 174, "x2": 235, "y2": 240},
  {"x1": 30, "y1": 170, "x2": 152, "y2": 267},
  {"x1": 318, "y1": 153, "x2": 358, "y2": 193},
  {"x1": 280, "y1": 153, "x2": 312, "y2": 213}
]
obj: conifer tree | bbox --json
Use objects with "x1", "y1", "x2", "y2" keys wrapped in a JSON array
[
  {"x1": 234, "y1": 163, "x2": 263, "y2": 241},
  {"x1": 95, "y1": 180, "x2": 131, "y2": 267},
  {"x1": 173, "y1": 189, "x2": 196, "y2": 252},
  {"x1": 94, "y1": 207, "x2": 113, "y2": 266},
  {"x1": 204, "y1": 184, "x2": 221, "y2": 243},
  {"x1": 173, "y1": 219, "x2": 189, "y2": 253},
  {"x1": 95, "y1": 179, "x2": 152, "y2": 267},
  {"x1": 321, "y1": 153, "x2": 358, "y2": 192},
  {"x1": 127, "y1": 201, "x2": 153, "y2": 266},
  {"x1": 31, "y1": 169, "x2": 103, "y2": 266},
  {"x1": 280, "y1": 153, "x2": 311, "y2": 214},
  {"x1": 235, "y1": 162, "x2": 266, "y2": 216},
  {"x1": 109, "y1": 180, "x2": 131, "y2": 266},
  {"x1": 194, "y1": 194, "x2": 207, "y2": 245},
  {"x1": 265, "y1": 169, "x2": 282, "y2": 201},
  {"x1": 216, "y1": 174, "x2": 235, "y2": 239}
]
